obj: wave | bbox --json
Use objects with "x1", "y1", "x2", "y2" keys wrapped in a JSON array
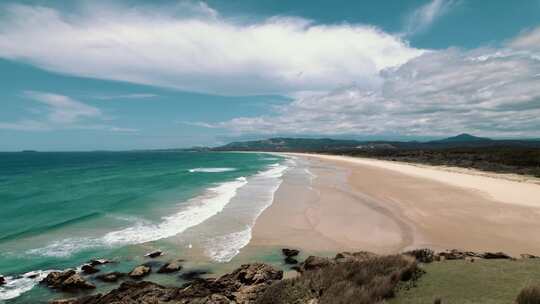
[
  {"x1": 0, "y1": 270, "x2": 54, "y2": 301},
  {"x1": 27, "y1": 177, "x2": 249, "y2": 257},
  {"x1": 204, "y1": 162, "x2": 290, "y2": 262},
  {"x1": 188, "y1": 168, "x2": 236, "y2": 173},
  {"x1": 205, "y1": 227, "x2": 252, "y2": 262},
  {"x1": 0, "y1": 212, "x2": 102, "y2": 242}
]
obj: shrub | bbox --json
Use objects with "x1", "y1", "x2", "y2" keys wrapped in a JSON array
[
  {"x1": 256, "y1": 254, "x2": 423, "y2": 304},
  {"x1": 516, "y1": 285, "x2": 540, "y2": 304}
]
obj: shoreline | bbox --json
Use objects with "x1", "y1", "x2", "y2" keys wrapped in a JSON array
[{"x1": 249, "y1": 152, "x2": 540, "y2": 256}]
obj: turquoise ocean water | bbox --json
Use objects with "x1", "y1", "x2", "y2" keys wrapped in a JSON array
[{"x1": 0, "y1": 151, "x2": 287, "y2": 303}]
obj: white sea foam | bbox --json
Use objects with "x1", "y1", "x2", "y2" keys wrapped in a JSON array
[
  {"x1": 188, "y1": 168, "x2": 236, "y2": 173},
  {"x1": 0, "y1": 270, "x2": 54, "y2": 301},
  {"x1": 205, "y1": 227, "x2": 252, "y2": 262},
  {"x1": 27, "y1": 176, "x2": 249, "y2": 257},
  {"x1": 102, "y1": 176, "x2": 248, "y2": 245},
  {"x1": 204, "y1": 161, "x2": 291, "y2": 262},
  {"x1": 26, "y1": 237, "x2": 101, "y2": 258}
]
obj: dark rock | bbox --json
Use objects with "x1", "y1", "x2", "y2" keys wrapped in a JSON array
[
  {"x1": 437, "y1": 249, "x2": 467, "y2": 260},
  {"x1": 81, "y1": 264, "x2": 99, "y2": 275},
  {"x1": 284, "y1": 256, "x2": 298, "y2": 265},
  {"x1": 87, "y1": 259, "x2": 111, "y2": 267},
  {"x1": 0, "y1": 275, "x2": 5, "y2": 285},
  {"x1": 63, "y1": 263, "x2": 282, "y2": 304},
  {"x1": 281, "y1": 248, "x2": 299, "y2": 257},
  {"x1": 145, "y1": 250, "x2": 163, "y2": 258},
  {"x1": 95, "y1": 272, "x2": 125, "y2": 283},
  {"x1": 521, "y1": 253, "x2": 539, "y2": 259},
  {"x1": 480, "y1": 252, "x2": 511, "y2": 259},
  {"x1": 42, "y1": 270, "x2": 95, "y2": 290},
  {"x1": 180, "y1": 270, "x2": 209, "y2": 281},
  {"x1": 403, "y1": 248, "x2": 435, "y2": 263},
  {"x1": 128, "y1": 265, "x2": 151, "y2": 279},
  {"x1": 157, "y1": 261, "x2": 183, "y2": 274}
]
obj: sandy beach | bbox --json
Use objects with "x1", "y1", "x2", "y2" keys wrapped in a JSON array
[{"x1": 249, "y1": 153, "x2": 540, "y2": 256}]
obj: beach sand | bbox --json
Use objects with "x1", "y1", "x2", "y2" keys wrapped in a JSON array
[{"x1": 249, "y1": 153, "x2": 540, "y2": 256}]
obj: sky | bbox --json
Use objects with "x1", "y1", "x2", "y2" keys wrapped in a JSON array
[{"x1": 0, "y1": 0, "x2": 539, "y2": 151}]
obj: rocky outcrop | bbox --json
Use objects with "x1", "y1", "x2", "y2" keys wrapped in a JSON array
[
  {"x1": 128, "y1": 265, "x2": 151, "y2": 279},
  {"x1": 87, "y1": 259, "x2": 111, "y2": 267},
  {"x1": 81, "y1": 264, "x2": 100, "y2": 275},
  {"x1": 158, "y1": 261, "x2": 183, "y2": 274},
  {"x1": 95, "y1": 272, "x2": 126, "y2": 283},
  {"x1": 403, "y1": 248, "x2": 436, "y2": 263},
  {"x1": 42, "y1": 270, "x2": 95, "y2": 290},
  {"x1": 145, "y1": 250, "x2": 163, "y2": 258},
  {"x1": 59, "y1": 263, "x2": 282, "y2": 304},
  {"x1": 284, "y1": 256, "x2": 298, "y2": 264},
  {"x1": 281, "y1": 248, "x2": 299, "y2": 257},
  {"x1": 480, "y1": 252, "x2": 512, "y2": 259},
  {"x1": 0, "y1": 275, "x2": 5, "y2": 285},
  {"x1": 521, "y1": 254, "x2": 539, "y2": 259},
  {"x1": 180, "y1": 270, "x2": 209, "y2": 281}
]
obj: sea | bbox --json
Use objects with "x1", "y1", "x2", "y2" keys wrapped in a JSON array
[{"x1": 0, "y1": 151, "x2": 291, "y2": 303}]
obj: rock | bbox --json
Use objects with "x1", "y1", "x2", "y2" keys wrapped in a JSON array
[
  {"x1": 145, "y1": 250, "x2": 163, "y2": 258},
  {"x1": 437, "y1": 249, "x2": 466, "y2": 260},
  {"x1": 281, "y1": 248, "x2": 299, "y2": 257},
  {"x1": 61, "y1": 274, "x2": 96, "y2": 290},
  {"x1": 403, "y1": 248, "x2": 435, "y2": 263},
  {"x1": 42, "y1": 270, "x2": 95, "y2": 290},
  {"x1": 334, "y1": 251, "x2": 377, "y2": 263},
  {"x1": 521, "y1": 253, "x2": 539, "y2": 259},
  {"x1": 88, "y1": 259, "x2": 111, "y2": 267},
  {"x1": 300, "y1": 256, "x2": 332, "y2": 271},
  {"x1": 81, "y1": 264, "x2": 100, "y2": 275},
  {"x1": 128, "y1": 265, "x2": 151, "y2": 279},
  {"x1": 180, "y1": 270, "x2": 209, "y2": 281},
  {"x1": 95, "y1": 272, "x2": 126, "y2": 283},
  {"x1": 68, "y1": 281, "x2": 171, "y2": 304},
  {"x1": 175, "y1": 263, "x2": 283, "y2": 304},
  {"x1": 0, "y1": 275, "x2": 5, "y2": 285},
  {"x1": 480, "y1": 252, "x2": 511, "y2": 259},
  {"x1": 157, "y1": 261, "x2": 183, "y2": 274},
  {"x1": 284, "y1": 256, "x2": 298, "y2": 265},
  {"x1": 65, "y1": 263, "x2": 282, "y2": 304}
]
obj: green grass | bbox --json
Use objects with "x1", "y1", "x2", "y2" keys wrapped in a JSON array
[{"x1": 391, "y1": 259, "x2": 540, "y2": 304}]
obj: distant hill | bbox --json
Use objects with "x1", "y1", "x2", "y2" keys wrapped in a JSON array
[
  {"x1": 431, "y1": 133, "x2": 492, "y2": 143},
  {"x1": 215, "y1": 138, "x2": 364, "y2": 152},
  {"x1": 214, "y1": 134, "x2": 540, "y2": 152}
]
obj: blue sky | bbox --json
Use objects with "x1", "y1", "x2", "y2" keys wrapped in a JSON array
[{"x1": 0, "y1": 0, "x2": 539, "y2": 151}]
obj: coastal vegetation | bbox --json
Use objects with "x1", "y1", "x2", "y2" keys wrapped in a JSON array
[
  {"x1": 39, "y1": 249, "x2": 540, "y2": 304},
  {"x1": 214, "y1": 134, "x2": 540, "y2": 177}
]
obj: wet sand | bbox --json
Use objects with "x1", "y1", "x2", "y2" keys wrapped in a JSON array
[{"x1": 249, "y1": 154, "x2": 540, "y2": 256}]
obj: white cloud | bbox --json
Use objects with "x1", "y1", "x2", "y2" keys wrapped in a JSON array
[
  {"x1": 0, "y1": 91, "x2": 136, "y2": 132},
  {"x1": 510, "y1": 27, "x2": 540, "y2": 51},
  {"x1": 0, "y1": 2, "x2": 422, "y2": 95},
  {"x1": 207, "y1": 35, "x2": 540, "y2": 138},
  {"x1": 404, "y1": 0, "x2": 458, "y2": 36},
  {"x1": 24, "y1": 91, "x2": 102, "y2": 124}
]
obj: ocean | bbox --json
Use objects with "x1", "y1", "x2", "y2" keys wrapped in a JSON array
[{"x1": 0, "y1": 151, "x2": 289, "y2": 302}]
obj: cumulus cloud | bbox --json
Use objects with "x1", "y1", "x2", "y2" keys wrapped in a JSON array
[
  {"x1": 0, "y1": 2, "x2": 422, "y2": 95},
  {"x1": 403, "y1": 0, "x2": 458, "y2": 36},
  {"x1": 207, "y1": 33, "x2": 540, "y2": 138},
  {"x1": 0, "y1": 91, "x2": 136, "y2": 132}
]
